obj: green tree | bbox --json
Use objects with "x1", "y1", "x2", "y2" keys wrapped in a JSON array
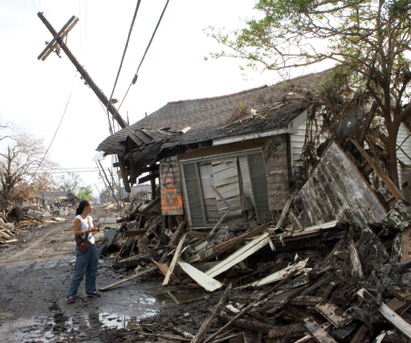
[
  {"x1": 77, "y1": 185, "x2": 93, "y2": 201},
  {"x1": 210, "y1": 0, "x2": 411, "y2": 187}
]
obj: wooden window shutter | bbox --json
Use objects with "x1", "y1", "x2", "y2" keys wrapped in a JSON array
[
  {"x1": 183, "y1": 163, "x2": 206, "y2": 226},
  {"x1": 247, "y1": 152, "x2": 272, "y2": 223}
]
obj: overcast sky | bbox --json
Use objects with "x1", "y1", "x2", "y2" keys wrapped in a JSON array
[{"x1": 0, "y1": 0, "x2": 298, "y2": 197}]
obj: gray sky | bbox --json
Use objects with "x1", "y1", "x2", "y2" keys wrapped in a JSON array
[{"x1": 0, "y1": 0, "x2": 282, "y2": 196}]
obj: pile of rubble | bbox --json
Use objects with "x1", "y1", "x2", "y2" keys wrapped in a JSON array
[
  {"x1": 0, "y1": 205, "x2": 69, "y2": 246},
  {"x1": 96, "y1": 191, "x2": 411, "y2": 343}
]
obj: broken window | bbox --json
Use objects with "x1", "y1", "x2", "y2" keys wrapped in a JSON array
[{"x1": 181, "y1": 150, "x2": 271, "y2": 226}]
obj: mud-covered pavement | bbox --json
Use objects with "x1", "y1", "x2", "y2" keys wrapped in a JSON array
[{"x1": 0, "y1": 206, "x2": 187, "y2": 343}]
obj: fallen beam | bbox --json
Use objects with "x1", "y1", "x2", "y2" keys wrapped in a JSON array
[
  {"x1": 190, "y1": 283, "x2": 232, "y2": 343},
  {"x1": 99, "y1": 266, "x2": 156, "y2": 291},
  {"x1": 357, "y1": 288, "x2": 411, "y2": 340},
  {"x1": 303, "y1": 317, "x2": 338, "y2": 343}
]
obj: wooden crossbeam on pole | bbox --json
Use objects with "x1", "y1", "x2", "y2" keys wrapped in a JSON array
[
  {"x1": 37, "y1": 15, "x2": 77, "y2": 61},
  {"x1": 40, "y1": 18, "x2": 79, "y2": 61},
  {"x1": 37, "y1": 12, "x2": 128, "y2": 129}
]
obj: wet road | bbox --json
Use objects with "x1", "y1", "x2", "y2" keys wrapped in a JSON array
[{"x1": 0, "y1": 256, "x2": 175, "y2": 342}]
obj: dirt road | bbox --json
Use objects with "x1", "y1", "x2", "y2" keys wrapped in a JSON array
[{"x1": 0, "y1": 206, "x2": 174, "y2": 343}]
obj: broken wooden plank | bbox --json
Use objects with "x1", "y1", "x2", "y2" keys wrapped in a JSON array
[
  {"x1": 124, "y1": 229, "x2": 147, "y2": 237},
  {"x1": 163, "y1": 233, "x2": 186, "y2": 286},
  {"x1": 168, "y1": 221, "x2": 186, "y2": 247},
  {"x1": 205, "y1": 232, "x2": 271, "y2": 278},
  {"x1": 294, "y1": 323, "x2": 332, "y2": 343},
  {"x1": 186, "y1": 223, "x2": 268, "y2": 264},
  {"x1": 357, "y1": 288, "x2": 411, "y2": 340},
  {"x1": 190, "y1": 283, "x2": 232, "y2": 343},
  {"x1": 373, "y1": 331, "x2": 386, "y2": 343},
  {"x1": 396, "y1": 225, "x2": 411, "y2": 265},
  {"x1": 290, "y1": 295, "x2": 324, "y2": 307},
  {"x1": 315, "y1": 302, "x2": 353, "y2": 328},
  {"x1": 152, "y1": 259, "x2": 180, "y2": 285},
  {"x1": 217, "y1": 314, "x2": 292, "y2": 335},
  {"x1": 386, "y1": 297, "x2": 409, "y2": 312},
  {"x1": 177, "y1": 259, "x2": 222, "y2": 292},
  {"x1": 265, "y1": 285, "x2": 306, "y2": 314},
  {"x1": 241, "y1": 258, "x2": 308, "y2": 288},
  {"x1": 270, "y1": 220, "x2": 339, "y2": 243},
  {"x1": 349, "y1": 323, "x2": 370, "y2": 343},
  {"x1": 203, "y1": 270, "x2": 297, "y2": 343},
  {"x1": 348, "y1": 239, "x2": 364, "y2": 279},
  {"x1": 98, "y1": 266, "x2": 157, "y2": 291},
  {"x1": 140, "y1": 332, "x2": 191, "y2": 341},
  {"x1": 347, "y1": 138, "x2": 404, "y2": 205},
  {"x1": 303, "y1": 317, "x2": 338, "y2": 343}
]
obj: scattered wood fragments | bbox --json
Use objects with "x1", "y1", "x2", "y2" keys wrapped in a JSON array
[
  {"x1": 0, "y1": 207, "x2": 68, "y2": 246},
  {"x1": 93, "y1": 141, "x2": 411, "y2": 342}
]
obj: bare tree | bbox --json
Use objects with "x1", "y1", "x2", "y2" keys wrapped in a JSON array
[
  {"x1": 0, "y1": 134, "x2": 54, "y2": 209},
  {"x1": 58, "y1": 172, "x2": 82, "y2": 195}
]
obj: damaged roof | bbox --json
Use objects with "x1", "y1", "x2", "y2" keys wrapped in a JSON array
[{"x1": 97, "y1": 69, "x2": 331, "y2": 158}]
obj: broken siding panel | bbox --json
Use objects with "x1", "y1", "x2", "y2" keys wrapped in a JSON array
[
  {"x1": 182, "y1": 163, "x2": 206, "y2": 226},
  {"x1": 320, "y1": 156, "x2": 380, "y2": 223},
  {"x1": 264, "y1": 135, "x2": 290, "y2": 211},
  {"x1": 298, "y1": 142, "x2": 387, "y2": 226},
  {"x1": 247, "y1": 152, "x2": 272, "y2": 223},
  {"x1": 160, "y1": 156, "x2": 184, "y2": 216},
  {"x1": 312, "y1": 159, "x2": 369, "y2": 224},
  {"x1": 397, "y1": 123, "x2": 411, "y2": 197},
  {"x1": 290, "y1": 116, "x2": 326, "y2": 172},
  {"x1": 238, "y1": 155, "x2": 253, "y2": 209},
  {"x1": 397, "y1": 123, "x2": 411, "y2": 166},
  {"x1": 212, "y1": 158, "x2": 242, "y2": 216},
  {"x1": 303, "y1": 174, "x2": 338, "y2": 222},
  {"x1": 290, "y1": 123, "x2": 307, "y2": 171}
]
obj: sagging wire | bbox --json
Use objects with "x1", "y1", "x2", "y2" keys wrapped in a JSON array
[
  {"x1": 118, "y1": 0, "x2": 170, "y2": 111},
  {"x1": 107, "y1": 0, "x2": 142, "y2": 115},
  {"x1": 25, "y1": 77, "x2": 73, "y2": 187}
]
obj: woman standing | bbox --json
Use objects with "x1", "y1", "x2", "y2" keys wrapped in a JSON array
[{"x1": 66, "y1": 200, "x2": 102, "y2": 304}]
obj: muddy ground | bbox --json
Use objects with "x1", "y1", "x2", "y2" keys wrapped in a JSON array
[{"x1": 0, "y1": 205, "x2": 213, "y2": 343}]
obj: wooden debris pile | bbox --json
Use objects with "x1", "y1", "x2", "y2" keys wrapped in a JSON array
[
  {"x1": 0, "y1": 206, "x2": 68, "y2": 247},
  {"x1": 99, "y1": 199, "x2": 411, "y2": 342},
  {"x1": 98, "y1": 141, "x2": 411, "y2": 342}
]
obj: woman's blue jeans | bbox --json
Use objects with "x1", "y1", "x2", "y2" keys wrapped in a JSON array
[{"x1": 66, "y1": 243, "x2": 98, "y2": 298}]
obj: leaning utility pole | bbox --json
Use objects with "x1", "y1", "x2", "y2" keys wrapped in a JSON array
[{"x1": 37, "y1": 12, "x2": 128, "y2": 129}]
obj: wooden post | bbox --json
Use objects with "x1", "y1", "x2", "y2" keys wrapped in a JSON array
[{"x1": 37, "y1": 12, "x2": 128, "y2": 129}]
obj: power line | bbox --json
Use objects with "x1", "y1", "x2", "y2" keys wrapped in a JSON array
[
  {"x1": 118, "y1": 0, "x2": 170, "y2": 111},
  {"x1": 37, "y1": 169, "x2": 99, "y2": 174},
  {"x1": 108, "y1": 0, "x2": 142, "y2": 108},
  {"x1": 27, "y1": 85, "x2": 72, "y2": 185}
]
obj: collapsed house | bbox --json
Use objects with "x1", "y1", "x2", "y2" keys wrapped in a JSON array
[
  {"x1": 95, "y1": 70, "x2": 411, "y2": 342},
  {"x1": 98, "y1": 70, "x2": 334, "y2": 227},
  {"x1": 34, "y1": 191, "x2": 78, "y2": 210}
]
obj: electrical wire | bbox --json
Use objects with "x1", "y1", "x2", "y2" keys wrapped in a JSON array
[
  {"x1": 27, "y1": 88, "x2": 72, "y2": 185},
  {"x1": 107, "y1": 0, "x2": 142, "y2": 129},
  {"x1": 118, "y1": 0, "x2": 170, "y2": 111}
]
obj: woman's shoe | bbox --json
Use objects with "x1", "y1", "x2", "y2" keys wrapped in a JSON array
[
  {"x1": 87, "y1": 291, "x2": 101, "y2": 298},
  {"x1": 66, "y1": 297, "x2": 75, "y2": 304}
]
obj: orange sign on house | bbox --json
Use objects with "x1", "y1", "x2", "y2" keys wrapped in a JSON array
[{"x1": 161, "y1": 177, "x2": 183, "y2": 213}]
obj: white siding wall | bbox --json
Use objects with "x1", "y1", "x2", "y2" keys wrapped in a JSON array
[{"x1": 397, "y1": 123, "x2": 411, "y2": 166}]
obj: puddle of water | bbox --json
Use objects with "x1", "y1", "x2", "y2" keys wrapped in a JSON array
[{"x1": 99, "y1": 311, "x2": 153, "y2": 329}]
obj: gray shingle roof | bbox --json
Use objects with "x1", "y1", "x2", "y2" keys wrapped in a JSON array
[{"x1": 97, "y1": 69, "x2": 331, "y2": 156}]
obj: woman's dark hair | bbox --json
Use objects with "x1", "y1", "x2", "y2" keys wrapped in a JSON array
[{"x1": 76, "y1": 200, "x2": 90, "y2": 215}]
